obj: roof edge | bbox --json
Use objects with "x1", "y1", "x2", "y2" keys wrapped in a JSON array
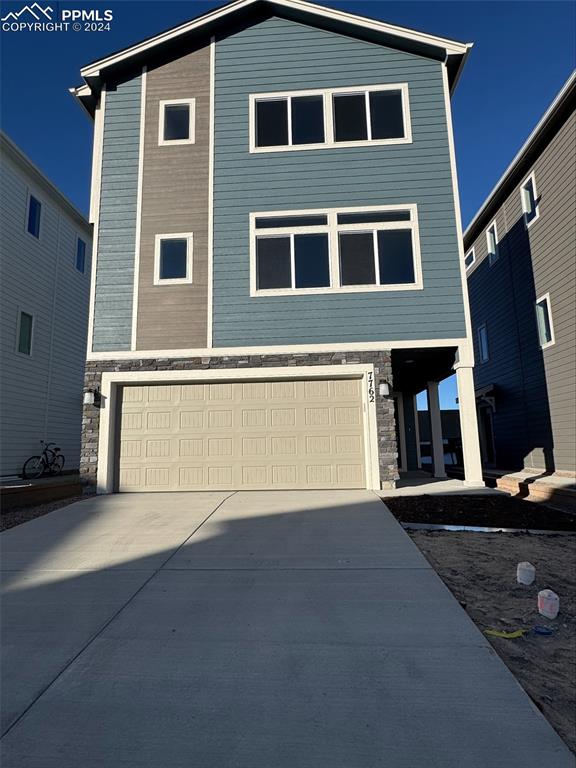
[
  {"x1": 464, "y1": 70, "x2": 576, "y2": 244},
  {"x1": 0, "y1": 131, "x2": 92, "y2": 232}
]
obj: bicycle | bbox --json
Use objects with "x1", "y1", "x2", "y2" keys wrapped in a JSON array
[{"x1": 22, "y1": 441, "x2": 65, "y2": 480}]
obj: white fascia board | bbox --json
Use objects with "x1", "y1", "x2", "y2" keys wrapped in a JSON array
[{"x1": 79, "y1": 0, "x2": 470, "y2": 80}]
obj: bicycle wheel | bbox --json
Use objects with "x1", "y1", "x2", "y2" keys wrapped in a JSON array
[
  {"x1": 49, "y1": 454, "x2": 65, "y2": 476},
  {"x1": 23, "y1": 456, "x2": 44, "y2": 480}
]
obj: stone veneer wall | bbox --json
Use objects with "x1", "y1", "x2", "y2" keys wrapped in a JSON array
[{"x1": 82, "y1": 351, "x2": 398, "y2": 492}]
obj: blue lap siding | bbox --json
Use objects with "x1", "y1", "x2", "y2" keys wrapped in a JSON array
[
  {"x1": 212, "y1": 16, "x2": 467, "y2": 347},
  {"x1": 92, "y1": 74, "x2": 141, "y2": 352}
]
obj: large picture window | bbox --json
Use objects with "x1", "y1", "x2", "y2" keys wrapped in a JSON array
[
  {"x1": 251, "y1": 205, "x2": 421, "y2": 296},
  {"x1": 251, "y1": 84, "x2": 411, "y2": 152}
]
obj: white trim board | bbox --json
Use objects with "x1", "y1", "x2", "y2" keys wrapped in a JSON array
[
  {"x1": 131, "y1": 67, "x2": 147, "y2": 351},
  {"x1": 206, "y1": 36, "x2": 215, "y2": 349},
  {"x1": 87, "y1": 337, "x2": 469, "y2": 362},
  {"x1": 78, "y1": 0, "x2": 470, "y2": 81},
  {"x1": 96, "y1": 364, "x2": 381, "y2": 494}
]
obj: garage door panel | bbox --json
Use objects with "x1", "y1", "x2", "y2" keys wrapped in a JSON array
[{"x1": 117, "y1": 378, "x2": 366, "y2": 491}]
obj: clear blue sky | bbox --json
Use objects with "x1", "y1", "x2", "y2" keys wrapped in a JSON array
[{"x1": 1, "y1": 0, "x2": 574, "y2": 407}]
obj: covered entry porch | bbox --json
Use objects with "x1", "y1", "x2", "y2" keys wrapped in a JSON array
[{"x1": 392, "y1": 345, "x2": 484, "y2": 487}]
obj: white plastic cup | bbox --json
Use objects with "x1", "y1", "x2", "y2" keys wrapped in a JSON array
[
  {"x1": 517, "y1": 562, "x2": 536, "y2": 585},
  {"x1": 538, "y1": 589, "x2": 560, "y2": 619}
]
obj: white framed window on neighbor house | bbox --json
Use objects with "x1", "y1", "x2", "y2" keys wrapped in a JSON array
[
  {"x1": 535, "y1": 293, "x2": 555, "y2": 349},
  {"x1": 26, "y1": 193, "x2": 42, "y2": 239},
  {"x1": 464, "y1": 248, "x2": 475, "y2": 269},
  {"x1": 477, "y1": 323, "x2": 489, "y2": 363},
  {"x1": 250, "y1": 204, "x2": 422, "y2": 296},
  {"x1": 521, "y1": 171, "x2": 540, "y2": 227},
  {"x1": 154, "y1": 233, "x2": 194, "y2": 285},
  {"x1": 76, "y1": 237, "x2": 86, "y2": 273},
  {"x1": 250, "y1": 83, "x2": 411, "y2": 152},
  {"x1": 16, "y1": 309, "x2": 34, "y2": 356},
  {"x1": 158, "y1": 99, "x2": 196, "y2": 145},
  {"x1": 486, "y1": 221, "x2": 499, "y2": 265}
]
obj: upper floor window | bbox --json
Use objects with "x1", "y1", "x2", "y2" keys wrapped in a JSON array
[
  {"x1": 76, "y1": 238, "x2": 86, "y2": 273},
  {"x1": 486, "y1": 222, "x2": 499, "y2": 265},
  {"x1": 535, "y1": 293, "x2": 555, "y2": 348},
  {"x1": 154, "y1": 233, "x2": 193, "y2": 285},
  {"x1": 521, "y1": 172, "x2": 539, "y2": 227},
  {"x1": 251, "y1": 205, "x2": 421, "y2": 296},
  {"x1": 477, "y1": 323, "x2": 489, "y2": 363},
  {"x1": 464, "y1": 248, "x2": 475, "y2": 269},
  {"x1": 158, "y1": 99, "x2": 195, "y2": 145},
  {"x1": 250, "y1": 84, "x2": 411, "y2": 152},
  {"x1": 27, "y1": 194, "x2": 41, "y2": 238},
  {"x1": 17, "y1": 310, "x2": 34, "y2": 356}
]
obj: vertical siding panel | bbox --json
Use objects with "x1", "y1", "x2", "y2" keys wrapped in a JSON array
[
  {"x1": 92, "y1": 74, "x2": 141, "y2": 351},
  {"x1": 213, "y1": 17, "x2": 467, "y2": 347}
]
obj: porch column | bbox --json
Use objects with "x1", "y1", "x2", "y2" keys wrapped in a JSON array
[
  {"x1": 427, "y1": 381, "x2": 446, "y2": 479},
  {"x1": 455, "y1": 364, "x2": 484, "y2": 486}
]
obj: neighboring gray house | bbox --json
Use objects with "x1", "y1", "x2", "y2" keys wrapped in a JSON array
[
  {"x1": 464, "y1": 72, "x2": 575, "y2": 475},
  {"x1": 72, "y1": 0, "x2": 484, "y2": 494},
  {"x1": 0, "y1": 132, "x2": 92, "y2": 477}
]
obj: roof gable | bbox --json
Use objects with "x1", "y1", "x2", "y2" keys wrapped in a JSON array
[{"x1": 72, "y1": 0, "x2": 471, "y2": 116}]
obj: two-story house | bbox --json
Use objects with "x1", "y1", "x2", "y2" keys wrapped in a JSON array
[
  {"x1": 464, "y1": 72, "x2": 575, "y2": 476},
  {"x1": 0, "y1": 132, "x2": 92, "y2": 477},
  {"x1": 72, "y1": 0, "x2": 483, "y2": 494}
]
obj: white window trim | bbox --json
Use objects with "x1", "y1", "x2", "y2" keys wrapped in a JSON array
[
  {"x1": 154, "y1": 233, "x2": 194, "y2": 285},
  {"x1": 15, "y1": 308, "x2": 34, "y2": 357},
  {"x1": 24, "y1": 189, "x2": 42, "y2": 241},
  {"x1": 477, "y1": 323, "x2": 489, "y2": 363},
  {"x1": 486, "y1": 220, "x2": 499, "y2": 266},
  {"x1": 76, "y1": 235, "x2": 87, "y2": 274},
  {"x1": 464, "y1": 247, "x2": 475, "y2": 270},
  {"x1": 158, "y1": 98, "x2": 196, "y2": 146},
  {"x1": 535, "y1": 292, "x2": 555, "y2": 349},
  {"x1": 250, "y1": 203, "x2": 422, "y2": 297},
  {"x1": 521, "y1": 171, "x2": 540, "y2": 228},
  {"x1": 249, "y1": 83, "x2": 412, "y2": 153}
]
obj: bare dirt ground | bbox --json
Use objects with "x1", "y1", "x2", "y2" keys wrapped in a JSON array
[
  {"x1": 383, "y1": 495, "x2": 575, "y2": 752},
  {"x1": 0, "y1": 496, "x2": 87, "y2": 532}
]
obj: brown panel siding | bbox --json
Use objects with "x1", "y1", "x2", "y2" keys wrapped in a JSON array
[{"x1": 136, "y1": 43, "x2": 210, "y2": 349}]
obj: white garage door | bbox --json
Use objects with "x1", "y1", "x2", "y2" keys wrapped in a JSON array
[{"x1": 117, "y1": 378, "x2": 366, "y2": 491}]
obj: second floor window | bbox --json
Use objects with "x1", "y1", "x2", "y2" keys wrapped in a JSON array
[
  {"x1": 535, "y1": 294, "x2": 555, "y2": 348},
  {"x1": 154, "y1": 233, "x2": 194, "y2": 285},
  {"x1": 521, "y1": 173, "x2": 539, "y2": 227},
  {"x1": 159, "y1": 99, "x2": 195, "y2": 145},
  {"x1": 27, "y1": 194, "x2": 41, "y2": 238},
  {"x1": 251, "y1": 205, "x2": 421, "y2": 295},
  {"x1": 17, "y1": 310, "x2": 34, "y2": 356},
  {"x1": 252, "y1": 84, "x2": 410, "y2": 151},
  {"x1": 486, "y1": 222, "x2": 499, "y2": 265}
]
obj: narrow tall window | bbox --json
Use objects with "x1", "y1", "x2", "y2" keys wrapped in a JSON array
[
  {"x1": 27, "y1": 195, "x2": 41, "y2": 238},
  {"x1": 76, "y1": 238, "x2": 86, "y2": 273},
  {"x1": 477, "y1": 324, "x2": 489, "y2": 363},
  {"x1": 17, "y1": 311, "x2": 33, "y2": 356},
  {"x1": 159, "y1": 99, "x2": 195, "y2": 145},
  {"x1": 486, "y1": 222, "x2": 499, "y2": 265},
  {"x1": 521, "y1": 173, "x2": 539, "y2": 226},
  {"x1": 535, "y1": 294, "x2": 554, "y2": 348}
]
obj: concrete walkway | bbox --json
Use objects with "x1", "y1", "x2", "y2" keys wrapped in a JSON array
[{"x1": 1, "y1": 491, "x2": 572, "y2": 767}]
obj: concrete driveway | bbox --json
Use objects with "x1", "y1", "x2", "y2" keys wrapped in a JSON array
[{"x1": 1, "y1": 491, "x2": 572, "y2": 767}]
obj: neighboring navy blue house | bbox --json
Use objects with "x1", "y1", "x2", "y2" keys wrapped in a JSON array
[{"x1": 73, "y1": 0, "x2": 484, "y2": 494}]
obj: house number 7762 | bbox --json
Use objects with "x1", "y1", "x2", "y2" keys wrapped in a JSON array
[{"x1": 367, "y1": 373, "x2": 375, "y2": 403}]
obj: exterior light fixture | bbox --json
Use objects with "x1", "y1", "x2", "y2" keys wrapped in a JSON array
[
  {"x1": 83, "y1": 389, "x2": 101, "y2": 407},
  {"x1": 379, "y1": 382, "x2": 390, "y2": 396}
]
